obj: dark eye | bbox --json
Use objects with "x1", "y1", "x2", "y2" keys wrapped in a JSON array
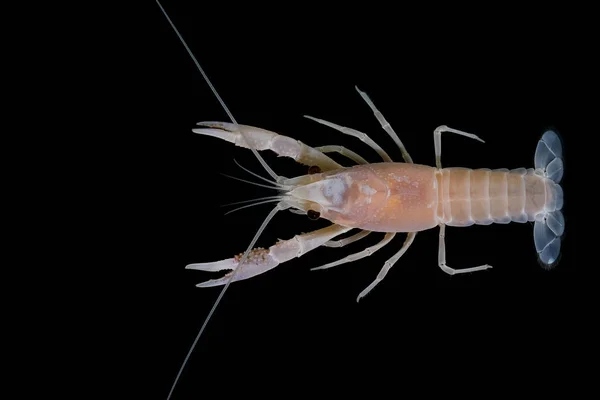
[
  {"x1": 307, "y1": 210, "x2": 320, "y2": 220},
  {"x1": 308, "y1": 165, "x2": 321, "y2": 175}
]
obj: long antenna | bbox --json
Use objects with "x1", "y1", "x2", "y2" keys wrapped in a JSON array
[
  {"x1": 156, "y1": 1, "x2": 282, "y2": 399},
  {"x1": 155, "y1": 0, "x2": 279, "y2": 182}
]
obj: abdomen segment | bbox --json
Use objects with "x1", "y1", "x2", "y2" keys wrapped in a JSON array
[{"x1": 437, "y1": 167, "x2": 557, "y2": 227}]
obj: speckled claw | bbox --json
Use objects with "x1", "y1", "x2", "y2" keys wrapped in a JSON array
[
  {"x1": 186, "y1": 248, "x2": 279, "y2": 288},
  {"x1": 186, "y1": 224, "x2": 353, "y2": 287}
]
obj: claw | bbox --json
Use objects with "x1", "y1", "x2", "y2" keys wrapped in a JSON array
[
  {"x1": 192, "y1": 121, "x2": 342, "y2": 171},
  {"x1": 193, "y1": 122, "x2": 282, "y2": 151},
  {"x1": 187, "y1": 224, "x2": 353, "y2": 287},
  {"x1": 186, "y1": 247, "x2": 280, "y2": 287}
]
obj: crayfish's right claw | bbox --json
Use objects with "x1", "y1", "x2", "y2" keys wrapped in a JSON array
[
  {"x1": 193, "y1": 122, "x2": 281, "y2": 151},
  {"x1": 191, "y1": 122, "x2": 240, "y2": 144},
  {"x1": 192, "y1": 121, "x2": 342, "y2": 171},
  {"x1": 186, "y1": 248, "x2": 280, "y2": 288}
]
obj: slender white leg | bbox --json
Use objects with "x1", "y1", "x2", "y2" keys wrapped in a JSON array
[
  {"x1": 304, "y1": 115, "x2": 392, "y2": 162},
  {"x1": 356, "y1": 232, "x2": 417, "y2": 302},
  {"x1": 316, "y1": 145, "x2": 368, "y2": 165},
  {"x1": 437, "y1": 224, "x2": 492, "y2": 275},
  {"x1": 323, "y1": 230, "x2": 371, "y2": 248},
  {"x1": 355, "y1": 86, "x2": 413, "y2": 164},
  {"x1": 312, "y1": 232, "x2": 395, "y2": 270},
  {"x1": 434, "y1": 125, "x2": 485, "y2": 169}
]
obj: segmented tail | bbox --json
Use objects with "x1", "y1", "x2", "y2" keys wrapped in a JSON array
[{"x1": 533, "y1": 130, "x2": 565, "y2": 268}]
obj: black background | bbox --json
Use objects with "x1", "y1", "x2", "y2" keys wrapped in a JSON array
[{"x1": 153, "y1": 2, "x2": 586, "y2": 398}]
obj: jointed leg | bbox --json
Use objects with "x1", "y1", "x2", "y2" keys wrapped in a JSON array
[
  {"x1": 312, "y1": 232, "x2": 395, "y2": 270},
  {"x1": 304, "y1": 115, "x2": 393, "y2": 162},
  {"x1": 323, "y1": 229, "x2": 371, "y2": 248},
  {"x1": 193, "y1": 122, "x2": 343, "y2": 172},
  {"x1": 356, "y1": 232, "x2": 417, "y2": 302},
  {"x1": 437, "y1": 224, "x2": 492, "y2": 275},
  {"x1": 355, "y1": 86, "x2": 413, "y2": 164},
  {"x1": 316, "y1": 145, "x2": 369, "y2": 165},
  {"x1": 433, "y1": 125, "x2": 485, "y2": 169}
]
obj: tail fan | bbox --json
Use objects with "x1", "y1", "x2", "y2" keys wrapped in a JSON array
[{"x1": 533, "y1": 130, "x2": 565, "y2": 268}]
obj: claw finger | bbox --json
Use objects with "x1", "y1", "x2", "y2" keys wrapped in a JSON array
[
  {"x1": 196, "y1": 271, "x2": 236, "y2": 288},
  {"x1": 192, "y1": 127, "x2": 238, "y2": 144},
  {"x1": 195, "y1": 121, "x2": 239, "y2": 131},
  {"x1": 193, "y1": 122, "x2": 278, "y2": 151},
  {"x1": 186, "y1": 258, "x2": 237, "y2": 272}
]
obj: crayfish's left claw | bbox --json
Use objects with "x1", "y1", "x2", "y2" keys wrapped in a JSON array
[
  {"x1": 186, "y1": 248, "x2": 280, "y2": 287},
  {"x1": 186, "y1": 224, "x2": 354, "y2": 287}
]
